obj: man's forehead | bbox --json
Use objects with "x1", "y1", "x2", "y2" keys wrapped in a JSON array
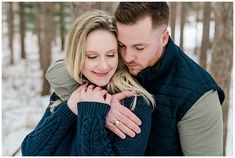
[
  {"x1": 117, "y1": 19, "x2": 152, "y2": 30},
  {"x1": 116, "y1": 25, "x2": 150, "y2": 39},
  {"x1": 116, "y1": 29, "x2": 157, "y2": 47},
  {"x1": 118, "y1": 40, "x2": 147, "y2": 47}
]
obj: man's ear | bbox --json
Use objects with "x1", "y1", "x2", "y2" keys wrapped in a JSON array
[{"x1": 161, "y1": 30, "x2": 169, "y2": 47}]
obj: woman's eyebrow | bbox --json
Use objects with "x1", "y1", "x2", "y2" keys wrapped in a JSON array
[
  {"x1": 106, "y1": 49, "x2": 117, "y2": 53},
  {"x1": 86, "y1": 49, "x2": 117, "y2": 54}
]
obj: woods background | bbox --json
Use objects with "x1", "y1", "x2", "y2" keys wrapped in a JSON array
[{"x1": 1, "y1": 2, "x2": 233, "y2": 156}]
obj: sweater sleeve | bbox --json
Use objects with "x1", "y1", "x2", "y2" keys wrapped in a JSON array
[
  {"x1": 177, "y1": 90, "x2": 223, "y2": 156},
  {"x1": 76, "y1": 96, "x2": 152, "y2": 155},
  {"x1": 21, "y1": 94, "x2": 77, "y2": 156}
]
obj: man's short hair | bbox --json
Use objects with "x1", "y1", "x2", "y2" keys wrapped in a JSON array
[{"x1": 115, "y1": 2, "x2": 169, "y2": 28}]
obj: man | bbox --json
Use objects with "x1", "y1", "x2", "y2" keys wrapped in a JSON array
[{"x1": 46, "y1": 2, "x2": 224, "y2": 156}]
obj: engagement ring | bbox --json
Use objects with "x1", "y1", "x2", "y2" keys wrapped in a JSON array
[{"x1": 114, "y1": 120, "x2": 120, "y2": 126}]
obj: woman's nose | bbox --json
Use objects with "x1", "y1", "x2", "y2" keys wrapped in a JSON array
[{"x1": 99, "y1": 59, "x2": 109, "y2": 71}]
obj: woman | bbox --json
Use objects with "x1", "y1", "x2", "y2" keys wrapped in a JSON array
[{"x1": 21, "y1": 10, "x2": 155, "y2": 156}]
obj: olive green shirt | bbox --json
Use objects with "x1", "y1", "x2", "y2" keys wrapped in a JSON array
[
  {"x1": 46, "y1": 60, "x2": 223, "y2": 156},
  {"x1": 46, "y1": 59, "x2": 79, "y2": 101},
  {"x1": 178, "y1": 90, "x2": 223, "y2": 156}
]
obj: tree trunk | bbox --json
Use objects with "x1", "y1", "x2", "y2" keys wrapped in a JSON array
[
  {"x1": 170, "y1": 2, "x2": 176, "y2": 41},
  {"x1": 210, "y1": 3, "x2": 233, "y2": 155},
  {"x1": 200, "y1": 2, "x2": 211, "y2": 69},
  {"x1": 193, "y1": 3, "x2": 201, "y2": 55},
  {"x1": 19, "y1": 2, "x2": 26, "y2": 59},
  {"x1": 95, "y1": 2, "x2": 115, "y2": 14},
  {"x1": 179, "y1": 3, "x2": 186, "y2": 49},
  {"x1": 70, "y1": 2, "x2": 116, "y2": 21},
  {"x1": 41, "y1": 3, "x2": 54, "y2": 96},
  {"x1": 70, "y1": 2, "x2": 94, "y2": 20},
  {"x1": 35, "y1": 3, "x2": 43, "y2": 69},
  {"x1": 59, "y1": 3, "x2": 65, "y2": 51},
  {"x1": 7, "y1": 2, "x2": 14, "y2": 64}
]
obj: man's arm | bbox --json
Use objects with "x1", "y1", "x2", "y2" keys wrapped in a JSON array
[
  {"x1": 46, "y1": 59, "x2": 79, "y2": 101},
  {"x1": 178, "y1": 90, "x2": 223, "y2": 156}
]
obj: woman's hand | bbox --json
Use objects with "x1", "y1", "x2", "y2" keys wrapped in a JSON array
[
  {"x1": 80, "y1": 85, "x2": 112, "y2": 104},
  {"x1": 67, "y1": 84, "x2": 112, "y2": 115},
  {"x1": 67, "y1": 84, "x2": 87, "y2": 115}
]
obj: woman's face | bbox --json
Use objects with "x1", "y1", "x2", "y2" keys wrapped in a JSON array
[{"x1": 82, "y1": 29, "x2": 118, "y2": 87}]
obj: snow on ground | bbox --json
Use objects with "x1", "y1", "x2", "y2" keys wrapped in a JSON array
[
  {"x1": 1, "y1": 22, "x2": 233, "y2": 156},
  {"x1": 2, "y1": 31, "x2": 65, "y2": 156}
]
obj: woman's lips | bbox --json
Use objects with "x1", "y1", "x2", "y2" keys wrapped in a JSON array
[{"x1": 93, "y1": 71, "x2": 109, "y2": 77}]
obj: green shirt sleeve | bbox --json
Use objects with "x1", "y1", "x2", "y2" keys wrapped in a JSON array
[
  {"x1": 46, "y1": 59, "x2": 79, "y2": 101},
  {"x1": 177, "y1": 90, "x2": 223, "y2": 156}
]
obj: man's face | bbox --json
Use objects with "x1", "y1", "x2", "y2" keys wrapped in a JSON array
[{"x1": 117, "y1": 16, "x2": 168, "y2": 76}]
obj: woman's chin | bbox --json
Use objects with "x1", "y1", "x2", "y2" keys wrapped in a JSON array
[
  {"x1": 95, "y1": 82, "x2": 108, "y2": 87},
  {"x1": 90, "y1": 80, "x2": 108, "y2": 87}
]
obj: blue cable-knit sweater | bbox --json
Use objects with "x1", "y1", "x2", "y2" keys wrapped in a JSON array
[{"x1": 21, "y1": 93, "x2": 152, "y2": 156}]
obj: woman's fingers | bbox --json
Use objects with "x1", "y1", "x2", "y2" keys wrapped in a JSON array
[
  {"x1": 86, "y1": 84, "x2": 94, "y2": 92},
  {"x1": 93, "y1": 86, "x2": 102, "y2": 91}
]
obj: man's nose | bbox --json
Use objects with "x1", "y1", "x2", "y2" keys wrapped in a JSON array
[{"x1": 123, "y1": 48, "x2": 135, "y2": 63}]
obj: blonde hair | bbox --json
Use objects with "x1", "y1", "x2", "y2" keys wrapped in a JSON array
[{"x1": 65, "y1": 10, "x2": 155, "y2": 110}]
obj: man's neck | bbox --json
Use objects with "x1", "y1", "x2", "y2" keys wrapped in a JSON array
[{"x1": 153, "y1": 47, "x2": 165, "y2": 68}]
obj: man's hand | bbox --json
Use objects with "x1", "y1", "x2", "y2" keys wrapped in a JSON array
[{"x1": 105, "y1": 91, "x2": 142, "y2": 139}]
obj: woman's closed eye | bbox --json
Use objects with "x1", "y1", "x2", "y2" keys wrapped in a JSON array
[
  {"x1": 107, "y1": 53, "x2": 115, "y2": 57},
  {"x1": 87, "y1": 55, "x2": 97, "y2": 59}
]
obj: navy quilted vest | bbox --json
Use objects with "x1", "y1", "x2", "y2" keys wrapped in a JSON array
[{"x1": 136, "y1": 38, "x2": 225, "y2": 155}]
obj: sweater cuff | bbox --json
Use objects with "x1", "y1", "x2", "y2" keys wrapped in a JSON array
[
  {"x1": 54, "y1": 101, "x2": 77, "y2": 124},
  {"x1": 77, "y1": 102, "x2": 110, "y2": 118}
]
